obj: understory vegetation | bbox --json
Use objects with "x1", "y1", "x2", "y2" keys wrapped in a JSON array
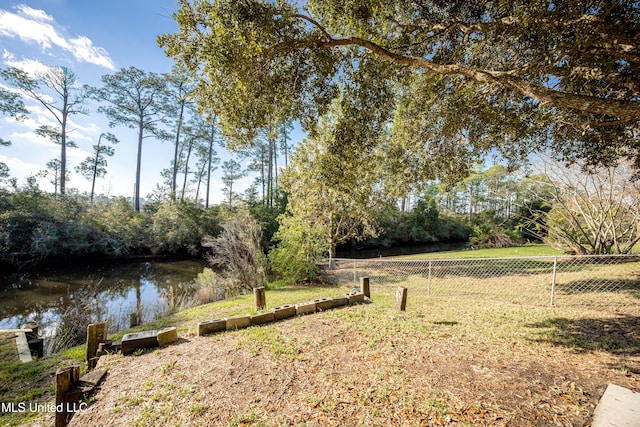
[{"x1": 2, "y1": 154, "x2": 639, "y2": 284}]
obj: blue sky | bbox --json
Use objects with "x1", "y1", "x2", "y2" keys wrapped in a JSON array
[{"x1": 0, "y1": 1, "x2": 302, "y2": 203}]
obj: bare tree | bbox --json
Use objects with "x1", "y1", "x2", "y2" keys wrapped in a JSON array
[
  {"x1": 202, "y1": 212, "x2": 267, "y2": 296},
  {"x1": 1, "y1": 66, "x2": 89, "y2": 194},
  {"x1": 531, "y1": 157, "x2": 640, "y2": 254}
]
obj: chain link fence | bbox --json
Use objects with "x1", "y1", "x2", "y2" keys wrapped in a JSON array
[{"x1": 319, "y1": 254, "x2": 640, "y2": 314}]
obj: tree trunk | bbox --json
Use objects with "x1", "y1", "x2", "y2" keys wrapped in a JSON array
[
  {"x1": 60, "y1": 112, "x2": 67, "y2": 196},
  {"x1": 467, "y1": 181, "x2": 473, "y2": 222},
  {"x1": 172, "y1": 98, "x2": 185, "y2": 200},
  {"x1": 267, "y1": 132, "x2": 274, "y2": 207},
  {"x1": 260, "y1": 146, "x2": 266, "y2": 203},
  {"x1": 181, "y1": 138, "x2": 193, "y2": 202},
  {"x1": 54, "y1": 169, "x2": 58, "y2": 199},
  {"x1": 134, "y1": 116, "x2": 144, "y2": 211},
  {"x1": 283, "y1": 129, "x2": 288, "y2": 167},
  {"x1": 206, "y1": 121, "x2": 215, "y2": 209},
  {"x1": 90, "y1": 135, "x2": 103, "y2": 204},
  {"x1": 274, "y1": 135, "x2": 278, "y2": 205}
]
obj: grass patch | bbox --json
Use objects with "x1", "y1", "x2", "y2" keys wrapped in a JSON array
[
  {"x1": 0, "y1": 333, "x2": 85, "y2": 427},
  {"x1": 391, "y1": 244, "x2": 563, "y2": 260},
  {"x1": 235, "y1": 325, "x2": 300, "y2": 359},
  {"x1": 138, "y1": 282, "x2": 350, "y2": 333}
]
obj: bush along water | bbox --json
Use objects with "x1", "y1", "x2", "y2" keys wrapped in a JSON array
[{"x1": 0, "y1": 183, "x2": 222, "y2": 270}]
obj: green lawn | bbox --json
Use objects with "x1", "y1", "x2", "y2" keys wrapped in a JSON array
[
  {"x1": 390, "y1": 244, "x2": 564, "y2": 260},
  {"x1": 0, "y1": 336, "x2": 85, "y2": 427}
]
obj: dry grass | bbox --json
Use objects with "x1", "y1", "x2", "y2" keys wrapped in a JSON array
[
  {"x1": 64, "y1": 282, "x2": 640, "y2": 427},
  {"x1": 326, "y1": 256, "x2": 640, "y2": 315}
]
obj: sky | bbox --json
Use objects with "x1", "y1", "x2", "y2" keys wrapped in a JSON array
[{"x1": 0, "y1": 1, "x2": 303, "y2": 203}]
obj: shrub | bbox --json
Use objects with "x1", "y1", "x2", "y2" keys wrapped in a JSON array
[
  {"x1": 269, "y1": 214, "x2": 327, "y2": 283},
  {"x1": 192, "y1": 267, "x2": 224, "y2": 304},
  {"x1": 202, "y1": 211, "x2": 267, "y2": 295}
]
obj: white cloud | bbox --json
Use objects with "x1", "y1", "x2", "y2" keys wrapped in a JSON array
[
  {"x1": 66, "y1": 119, "x2": 100, "y2": 142},
  {"x1": 0, "y1": 154, "x2": 41, "y2": 175},
  {"x1": 9, "y1": 130, "x2": 57, "y2": 148},
  {"x1": 0, "y1": 6, "x2": 64, "y2": 50},
  {"x1": 3, "y1": 50, "x2": 50, "y2": 76},
  {"x1": 68, "y1": 36, "x2": 114, "y2": 70},
  {"x1": 16, "y1": 5, "x2": 54, "y2": 23},
  {"x1": 0, "y1": 4, "x2": 115, "y2": 70}
]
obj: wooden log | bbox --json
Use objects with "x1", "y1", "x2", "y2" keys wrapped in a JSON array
[
  {"x1": 396, "y1": 287, "x2": 407, "y2": 311},
  {"x1": 254, "y1": 287, "x2": 266, "y2": 311},
  {"x1": 55, "y1": 365, "x2": 79, "y2": 427},
  {"x1": 360, "y1": 277, "x2": 370, "y2": 298},
  {"x1": 86, "y1": 322, "x2": 108, "y2": 370},
  {"x1": 64, "y1": 369, "x2": 107, "y2": 403}
]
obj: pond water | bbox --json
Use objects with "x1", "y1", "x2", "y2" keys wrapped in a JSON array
[{"x1": 0, "y1": 258, "x2": 209, "y2": 337}]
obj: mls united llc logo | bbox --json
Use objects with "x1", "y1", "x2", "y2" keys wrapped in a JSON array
[{"x1": 1, "y1": 401, "x2": 88, "y2": 413}]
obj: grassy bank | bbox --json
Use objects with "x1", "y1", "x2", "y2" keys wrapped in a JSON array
[
  {"x1": 0, "y1": 337, "x2": 85, "y2": 427},
  {"x1": 0, "y1": 282, "x2": 353, "y2": 427}
]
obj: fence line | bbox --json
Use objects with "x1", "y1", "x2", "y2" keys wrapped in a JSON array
[{"x1": 318, "y1": 254, "x2": 640, "y2": 314}]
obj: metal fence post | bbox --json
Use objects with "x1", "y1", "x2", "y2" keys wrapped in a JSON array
[
  {"x1": 427, "y1": 260, "x2": 432, "y2": 296},
  {"x1": 550, "y1": 256, "x2": 557, "y2": 306},
  {"x1": 353, "y1": 259, "x2": 357, "y2": 284}
]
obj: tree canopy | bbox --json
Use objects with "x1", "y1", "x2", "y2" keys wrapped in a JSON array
[{"x1": 160, "y1": 0, "x2": 640, "y2": 180}]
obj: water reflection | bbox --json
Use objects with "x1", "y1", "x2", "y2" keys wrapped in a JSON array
[{"x1": 0, "y1": 259, "x2": 208, "y2": 335}]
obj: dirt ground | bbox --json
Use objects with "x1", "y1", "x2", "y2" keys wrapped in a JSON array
[{"x1": 60, "y1": 301, "x2": 640, "y2": 427}]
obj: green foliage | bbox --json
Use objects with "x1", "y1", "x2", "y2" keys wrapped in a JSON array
[
  {"x1": 150, "y1": 200, "x2": 219, "y2": 255},
  {"x1": 161, "y1": 0, "x2": 640, "y2": 181},
  {"x1": 1, "y1": 65, "x2": 89, "y2": 195},
  {"x1": 515, "y1": 199, "x2": 551, "y2": 242},
  {"x1": 269, "y1": 214, "x2": 327, "y2": 283},
  {"x1": 96, "y1": 66, "x2": 173, "y2": 211},
  {"x1": 367, "y1": 199, "x2": 471, "y2": 249},
  {"x1": 0, "y1": 185, "x2": 221, "y2": 267},
  {"x1": 281, "y1": 99, "x2": 380, "y2": 258},
  {"x1": 248, "y1": 198, "x2": 287, "y2": 251},
  {"x1": 90, "y1": 198, "x2": 150, "y2": 254}
]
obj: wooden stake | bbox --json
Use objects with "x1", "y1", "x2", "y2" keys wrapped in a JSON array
[
  {"x1": 86, "y1": 322, "x2": 108, "y2": 370},
  {"x1": 55, "y1": 366, "x2": 79, "y2": 427},
  {"x1": 396, "y1": 287, "x2": 407, "y2": 311},
  {"x1": 254, "y1": 286, "x2": 266, "y2": 310},
  {"x1": 130, "y1": 312, "x2": 139, "y2": 328},
  {"x1": 360, "y1": 277, "x2": 370, "y2": 298}
]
